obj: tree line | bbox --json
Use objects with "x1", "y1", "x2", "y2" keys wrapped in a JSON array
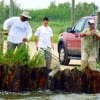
[{"x1": 0, "y1": 1, "x2": 98, "y2": 26}]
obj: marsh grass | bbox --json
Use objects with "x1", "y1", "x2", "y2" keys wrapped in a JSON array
[{"x1": 28, "y1": 50, "x2": 46, "y2": 69}]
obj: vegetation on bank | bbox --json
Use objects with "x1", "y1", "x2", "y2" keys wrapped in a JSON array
[
  {"x1": 0, "y1": 1, "x2": 98, "y2": 42},
  {"x1": 0, "y1": 44, "x2": 100, "y2": 92}
]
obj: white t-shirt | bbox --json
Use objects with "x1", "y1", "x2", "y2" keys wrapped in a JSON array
[
  {"x1": 35, "y1": 25, "x2": 53, "y2": 49},
  {"x1": 3, "y1": 17, "x2": 32, "y2": 44}
]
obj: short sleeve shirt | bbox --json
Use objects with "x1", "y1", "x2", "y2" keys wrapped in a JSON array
[
  {"x1": 81, "y1": 28, "x2": 100, "y2": 53},
  {"x1": 35, "y1": 25, "x2": 53, "y2": 48}
]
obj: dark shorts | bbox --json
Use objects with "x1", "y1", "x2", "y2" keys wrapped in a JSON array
[{"x1": 7, "y1": 41, "x2": 22, "y2": 51}]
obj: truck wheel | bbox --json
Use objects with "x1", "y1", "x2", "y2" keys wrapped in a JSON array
[{"x1": 59, "y1": 44, "x2": 70, "y2": 65}]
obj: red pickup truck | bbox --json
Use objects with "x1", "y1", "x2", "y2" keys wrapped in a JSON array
[{"x1": 58, "y1": 16, "x2": 97, "y2": 65}]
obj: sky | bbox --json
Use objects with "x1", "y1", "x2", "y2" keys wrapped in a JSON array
[{"x1": 0, "y1": 0, "x2": 100, "y2": 10}]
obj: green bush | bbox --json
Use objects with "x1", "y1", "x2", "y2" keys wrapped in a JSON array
[
  {"x1": 13, "y1": 44, "x2": 30, "y2": 66},
  {"x1": 2, "y1": 49, "x2": 15, "y2": 67},
  {"x1": 28, "y1": 50, "x2": 46, "y2": 69}
]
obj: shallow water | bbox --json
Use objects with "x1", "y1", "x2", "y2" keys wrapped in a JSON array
[{"x1": 0, "y1": 91, "x2": 100, "y2": 100}]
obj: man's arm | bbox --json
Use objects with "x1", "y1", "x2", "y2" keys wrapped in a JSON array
[
  {"x1": 93, "y1": 30, "x2": 100, "y2": 40},
  {"x1": 3, "y1": 17, "x2": 17, "y2": 35},
  {"x1": 49, "y1": 27, "x2": 54, "y2": 49},
  {"x1": 80, "y1": 33, "x2": 87, "y2": 37},
  {"x1": 80, "y1": 29, "x2": 90, "y2": 37},
  {"x1": 34, "y1": 36, "x2": 38, "y2": 50},
  {"x1": 2, "y1": 30, "x2": 8, "y2": 35},
  {"x1": 51, "y1": 36, "x2": 54, "y2": 50},
  {"x1": 23, "y1": 23, "x2": 32, "y2": 42},
  {"x1": 34, "y1": 27, "x2": 40, "y2": 50}
]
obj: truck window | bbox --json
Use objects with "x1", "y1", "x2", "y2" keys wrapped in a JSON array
[
  {"x1": 83, "y1": 19, "x2": 89, "y2": 30},
  {"x1": 74, "y1": 18, "x2": 86, "y2": 33}
]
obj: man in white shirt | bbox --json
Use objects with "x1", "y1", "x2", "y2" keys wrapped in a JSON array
[
  {"x1": 3, "y1": 11, "x2": 32, "y2": 51},
  {"x1": 35, "y1": 17, "x2": 54, "y2": 69}
]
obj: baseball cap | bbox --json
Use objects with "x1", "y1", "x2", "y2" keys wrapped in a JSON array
[
  {"x1": 21, "y1": 11, "x2": 32, "y2": 19},
  {"x1": 88, "y1": 19, "x2": 95, "y2": 24}
]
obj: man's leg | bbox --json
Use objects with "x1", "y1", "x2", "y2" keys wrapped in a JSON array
[
  {"x1": 88, "y1": 53, "x2": 96, "y2": 70},
  {"x1": 81, "y1": 49, "x2": 88, "y2": 70},
  {"x1": 7, "y1": 41, "x2": 16, "y2": 52},
  {"x1": 45, "y1": 48, "x2": 52, "y2": 69}
]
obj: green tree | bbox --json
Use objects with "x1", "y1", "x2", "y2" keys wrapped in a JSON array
[
  {"x1": 49, "y1": 1, "x2": 57, "y2": 8},
  {"x1": 0, "y1": 1, "x2": 21, "y2": 30},
  {"x1": 75, "y1": 2, "x2": 98, "y2": 20},
  {"x1": 0, "y1": 1, "x2": 9, "y2": 23}
]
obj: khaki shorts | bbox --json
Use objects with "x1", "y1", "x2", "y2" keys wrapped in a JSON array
[
  {"x1": 39, "y1": 47, "x2": 52, "y2": 69},
  {"x1": 81, "y1": 49, "x2": 96, "y2": 62}
]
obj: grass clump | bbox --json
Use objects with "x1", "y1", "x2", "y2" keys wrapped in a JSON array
[
  {"x1": 28, "y1": 50, "x2": 46, "y2": 69},
  {"x1": 2, "y1": 49, "x2": 15, "y2": 68},
  {"x1": 13, "y1": 44, "x2": 30, "y2": 67}
]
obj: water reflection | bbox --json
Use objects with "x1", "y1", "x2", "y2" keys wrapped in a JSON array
[{"x1": 0, "y1": 91, "x2": 100, "y2": 100}]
